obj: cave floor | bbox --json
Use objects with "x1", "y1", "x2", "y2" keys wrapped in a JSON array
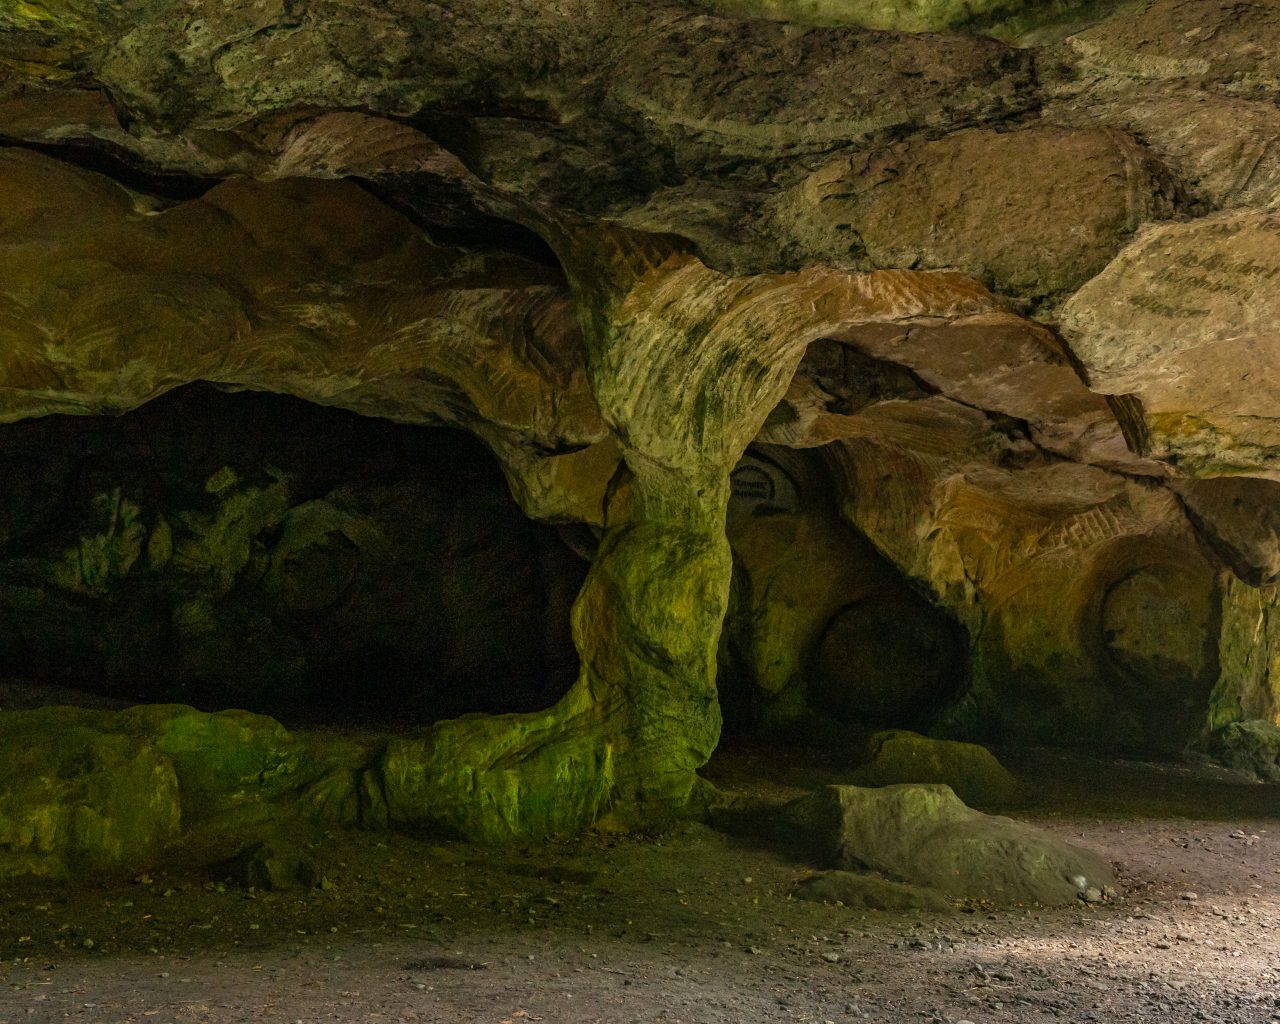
[{"x1": 3, "y1": 745, "x2": 1280, "y2": 1024}]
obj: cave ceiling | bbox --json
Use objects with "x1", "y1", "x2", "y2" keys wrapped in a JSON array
[{"x1": 1, "y1": 0, "x2": 1279, "y2": 835}]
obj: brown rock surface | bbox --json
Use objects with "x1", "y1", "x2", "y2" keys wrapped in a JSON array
[{"x1": 778, "y1": 126, "x2": 1175, "y2": 299}]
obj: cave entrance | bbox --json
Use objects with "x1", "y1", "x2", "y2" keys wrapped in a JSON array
[{"x1": 0, "y1": 383, "x2": 586, "y2": 727}]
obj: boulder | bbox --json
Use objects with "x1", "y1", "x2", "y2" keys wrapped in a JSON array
[
  {"x1": 216, "y1": 839, "x2": 321, "y2": 891},
  {"x1": 786, "y1": 784, "x2": 1115, "y2": 906},
  {"x1": 852, "y1": 731, "x2": 1022, "y2": 807}
]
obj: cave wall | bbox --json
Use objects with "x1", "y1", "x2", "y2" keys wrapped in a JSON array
[{"x1": 0, "y1": 0, "x2": 1278, "y2": 843}]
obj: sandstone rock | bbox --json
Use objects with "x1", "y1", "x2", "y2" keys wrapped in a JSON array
[
  {"x1": 216, "y1": 839, "x2": 321, "y2": 891},
  {"x1": 778, "y1": 126, "x2": 1175, "y2": 300},
  {"x1": 604, "y1": 19, "x2": 1033, "y2": 175},
  {"x1": 1063, "y1": 0, "x2": 1280, "y2": 99},
  {"x1": 787, "y1": 784, "x2": 1115, "y2": 906},
  {"x1": 1047, "y1": 90, "x2": 1280, "y2": 213},
  {"x1": 813, "y1": 597, "x2": 965, "y2": 729},
  {"x1": 1060, "y1": 211, "x2": 1280, "y2": 474},
  {"x1": 1211, "y1": 577, "x2": 1280, "y2": 730},
  {"x1": 0, "y1": 149, "x2": 605, "y2": 521},
  {"x1": 2, "y1": 0, "x2": 1280, "y2": 850},
  {"x1": 852, "y1": 731, "x2": 1022, "y2": 807},
  {"x1": 721, "y1": 444, "x2": 962, "y2": 732},
  {"x1": 1175, "y1": 478, "x2": 1280, "y2": 587},
  {"x1": 0, "y1": 387, "x2": 585, "y2": 723},
  {"x1": 793, "y1": 869, "x2": 953, "y2": 912},
  {"x1": 691, "y1": 0, "x2": 1091, "y2": 33},
  {"x1": 831, "y1": 437, "x2": 1219, "y2": 749},
  {"x1": 0, "y1": 703, "x2": 378, "y2": 879}
]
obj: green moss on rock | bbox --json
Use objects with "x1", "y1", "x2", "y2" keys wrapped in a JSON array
[
  {"x1": 852, "y1": 730, "x2": 1022, "y2": 808},
  {"x1": 0, "y1": 708, "x2": 180, "y2": 879},
  {"x1": 0, "y1": 704, "x2": 375, "y2": 879}
]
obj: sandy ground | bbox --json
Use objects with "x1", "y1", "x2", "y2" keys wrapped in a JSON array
[{"x1": 2, "y1": 744, "x2": 1280, "y2": 1024}]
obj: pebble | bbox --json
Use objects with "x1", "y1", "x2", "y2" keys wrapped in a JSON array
[
  {"x1": 1181, "y1": 892, "x2": 1200, "y2": 901},
  {"x1": 821, "y1": 952, "x2": 840, "y2": 963}
]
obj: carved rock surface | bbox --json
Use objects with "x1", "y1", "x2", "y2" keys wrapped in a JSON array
[
  {"x1": 852, "y1": 731, "x2": 1022, "y2": 807},
  {"x1": 1, "y1": 0, "x2": 1280, "y2": 839}
]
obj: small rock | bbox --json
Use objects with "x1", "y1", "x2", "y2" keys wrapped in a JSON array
[
  {"x1": 1180, "y1": 892, "x2": 1199, "y2": 901},
  {"x1": 821, "y1": 952, "x2": 841, "y2": 963}
]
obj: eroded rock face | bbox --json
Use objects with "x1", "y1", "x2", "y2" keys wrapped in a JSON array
[
  {"x1": 786, "y1": 784, "x2": 1115, "y2": 906},
  {"x1": 0, "y1": 0, "x2": 1279, "y2": 845},
  {"x1": 777, "y1": 126, "x2": 1176, "y2": 300},
  {"x1": 1061, "y1": 211, "x2": 1280, "y2": 475}
]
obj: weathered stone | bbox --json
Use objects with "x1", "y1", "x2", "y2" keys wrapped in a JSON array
[
  {"x1": 813, "y1": 598, "x2": 965, "y2": 729},
  {"x1": 1209, "y1": 577, "x2": 1280, "y2": 731},
  {"x1": 777, "y1": 126, "x2": 1175, "y2": 300},
  {"x1": 0, "y1": 387, "x2": 584, "y2": 721},
  {"x1": 691, "y1": 0, "x2": 1103, "y2": 33},
  {"x1": 852, "y1": 731, "x2": 1022, "y2": 807},
  {"x1": 2, "y1": 0, "x2": 1280, "y2": 851},
  {"x1": 1060, "y1": 211, "x2": 1280, "y2": 474},
  {"x1": 786, "y1": 784, "x2": 1115, "y2": 906},
  {"x1": 0, "y1": 703, "x2": 373, "y2": 879},
  {"x1": 1175, "y1": 478, "x2": 1280, "y2": 587},
  {"x1": 793, "y1": 869, "x2": 953, "y2": 912},
  {"x1": 0, "y1": 708, "x2": 180, "y2": 879},
  {"x1": 216, "y1": 839, "x2": 321, "y2": 891},
  {"x1": 830, "y1": 434, "x2": 1219, "y2": 748},
  {"x1": 1063, "y1": 0, "x2": 1280, "y2": 99},
  {"x1": 721, "y1": 445, "x2": 962, "y2": 732}
]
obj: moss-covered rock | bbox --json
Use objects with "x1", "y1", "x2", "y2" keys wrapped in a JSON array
[
  {"x1": 786, "y1": 784, "x2": 1114, "y2": 906},
  {"x1": 852, "y1": 730, "x2": 1022, "y2": 807},
  {"x1": 0, "y1": 703, "x2": 377, "y2": 879},
  {"x1": 0, "y1": 708, "x2": 181, "y2": 879},
  {"x1": 1206, "y1": 720, "x2": 1280, "y2": 783}
]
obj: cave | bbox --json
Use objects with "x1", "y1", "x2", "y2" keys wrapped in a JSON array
[
  {"x1": 3, "y1": 0, "x2": 1280, "y2": 1020},
  {"x1": 0, "y1": 383, "x2": 585, "y2": 725}
]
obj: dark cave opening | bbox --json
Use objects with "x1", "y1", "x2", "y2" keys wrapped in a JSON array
[{"x1": 0, "y1": 383, "x2": 586, "y2": 727}]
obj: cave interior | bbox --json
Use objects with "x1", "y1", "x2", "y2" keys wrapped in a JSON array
[{"x1": 2, "y1": 0, "x2": 1280, "y2": 1019}]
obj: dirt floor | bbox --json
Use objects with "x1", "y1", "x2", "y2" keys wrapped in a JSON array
[{"x1": 3, "y1": 742, "x2": 1280, "y2": 1024}]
